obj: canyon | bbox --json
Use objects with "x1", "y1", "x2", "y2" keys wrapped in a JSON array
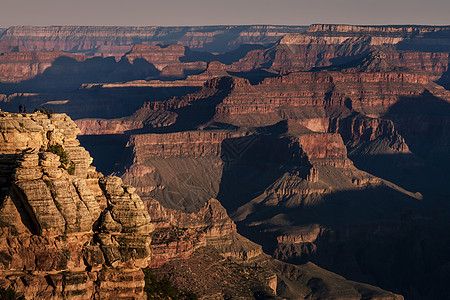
[
  {"x1": 1, "y1": 24, "x2": 450, "y2": 299},
  {"x1": 0, "y1": 111, "x2": 403, "y2": 299}
]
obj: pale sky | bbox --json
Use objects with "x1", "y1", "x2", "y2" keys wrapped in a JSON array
[{"x1": 0, "y1": 0, "x2": 449, "y2": 27}]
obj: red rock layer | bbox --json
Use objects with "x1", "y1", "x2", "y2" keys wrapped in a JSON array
[
  {"x1": 214, "y1": 71, "x2": 436, "y2": 122},
  {"x1": 124, "y1": 44, "x2": 206, "y2": 77},
  {"x1": 0, "y1": 50, "x2": 89, "y2": 82},
  {"x1": 329, "y1": 115, "x2": 410, "y2": 154},
  {"x1": 128, "y1": 130, "x2": 247, "y2": 161},
  {"x1": 231, "y1": 25, "x2": 450, "y2": 77},
  {"x1": 296, "y1": 133, "x2": 353, "y2": 168},
  {"x1": 306, "y1": 24, "x2": 450, "y2": 35},
  {"x1": 75, "y1": 108, "x2": 177, "y2": 135},
  {"x1": 0, "y1": 25, "x2": 307, "y2": 55},
  {"x1": 384, "y1": 51, "x2": 450, "y2": 80}
]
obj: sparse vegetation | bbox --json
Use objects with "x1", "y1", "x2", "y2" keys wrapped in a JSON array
[
  {"x1": 67, "y1": 161, "x2": 76, "y2": 175},
  {"x1": 47, "y1": 144, "x2": 76, "y2": 174},
  {"x1": 143, "y1": 268, "x2": 198, "y2": 300},
  {"x1": 44, "y1": 179, "x2": 52, "y2": 188},
  {"x1": 0, "y1": 287, "x2": 25, "y2": 300},
  {"x1": 54, "y1": 199, "x2": 62, "y2": 210},
  {"x1": 35, "y1": 106, "x2": 54, "y2": 118}
]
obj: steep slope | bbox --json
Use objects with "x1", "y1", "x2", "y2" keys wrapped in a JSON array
[{"x1": 0, "y1": 111, "x2": 155, "y2": 299}]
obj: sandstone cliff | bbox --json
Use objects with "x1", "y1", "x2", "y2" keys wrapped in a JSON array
[{"x1": 0, "y1": 111, "x2": 154, "y2": 299}]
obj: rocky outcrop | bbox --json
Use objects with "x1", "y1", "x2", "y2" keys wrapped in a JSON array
[
  {"x1": 329, "y1": 114, "x2": 410, "y2": 155},
  {"x1": 0, "y1": 112, "x2": 154, "y2": 299},
  {"x1": 146, "y1": 198, "x2": 263, "y2": 267},
  {"x1": 128, "y1": 130, "x2": 247, "y2": 160}
]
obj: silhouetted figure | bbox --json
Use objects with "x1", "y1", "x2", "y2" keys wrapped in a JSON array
[
  {"x1": 18, "y1": 105, "x2": 22, "y2": 113},
  {"x1": 23, "y1": 106, "x2": 27, "y2": 113}
]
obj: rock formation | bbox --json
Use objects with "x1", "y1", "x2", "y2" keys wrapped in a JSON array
[{"x1": 0, "y1": 111, "x2": 154, "y2": 299}]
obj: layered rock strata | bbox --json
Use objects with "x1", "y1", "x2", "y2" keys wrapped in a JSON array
[
  {"x1": 0, "y1": 111, "x2": 154, "y2": 299},
  {"x1": 231, "y1": 24, "x2": 450, "y2": 78},
  {"x1": 0, "y1": 50, "x2": 89, "y2": 83},
  {"x1": 0, "y1": 25, "x2": 308, "y2": 55},
  {"x1": 124, "y1": 44, "x2": 206, "y2": 77}
]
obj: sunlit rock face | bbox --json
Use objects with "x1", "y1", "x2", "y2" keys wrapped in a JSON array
[{"x1": 0, "y1": 111, "x2": 154, "y2": 299}]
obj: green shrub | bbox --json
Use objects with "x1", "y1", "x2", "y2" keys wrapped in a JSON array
[
  {"x1": 47, "y1": 144, "x2": 76, "y2": 174},
  {"x1": 54, "y1": 200, "x2": 62, "y2": 210},
  {"x1": 38, "y1": 106, "x2": 54, "y2": 118},
  {"x1": 47, "y1": 144, "x2": 69, "y2": 165},
  {"x1": 67, "y1": 161, "x2": 76, "y2": 175}
]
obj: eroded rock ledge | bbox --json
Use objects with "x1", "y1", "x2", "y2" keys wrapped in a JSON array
[{"x1": 0, "y1": 111, "x2": 154, "y2": 299}]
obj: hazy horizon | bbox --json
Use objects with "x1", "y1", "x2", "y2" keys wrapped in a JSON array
[{"x1": 1, "y1": 0, "x2": 449, "y2": 28}]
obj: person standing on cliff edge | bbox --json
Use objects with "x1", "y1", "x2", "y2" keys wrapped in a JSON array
[{"x1": 18, "y1": 105, "x2": 22, "y2": 113}]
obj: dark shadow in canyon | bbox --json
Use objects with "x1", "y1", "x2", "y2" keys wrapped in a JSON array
[
  {"x1": 217, "y1": 124, "x2": 311, "y2": 213},
  {"x1": 181, "y1": 44, "x2": 266, "y2": 65},
  {"x1": 0, "y1": 56, "x2": 160, "y2": 94},
  {"x1": 228, "y1": 69, "x2": 279, "y2": 85},
  {"x1": 436, "y1": 62, "x2": 450, "y2": 91},
  {"x1": 0, "y1": 85, "x2": 200, "y2": 119},
  {"x1": 126, "y1": 77, "x2": 235, "y2": 134},
  {"x1": 395, "y1": 29, "x2": 450, "y2": 52},
  {"x1": 383, "y1": 90, "x2": 450, "y2": 169},
  {"x1": 233, "y1": 185, "x2": 450, "y2": 300},
  {"x1": 77, "y1": 134, "x2": 132, "y2": 176},
  {"x1": 350, "y1": 153, "x2": 450, "y2": 202}
]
